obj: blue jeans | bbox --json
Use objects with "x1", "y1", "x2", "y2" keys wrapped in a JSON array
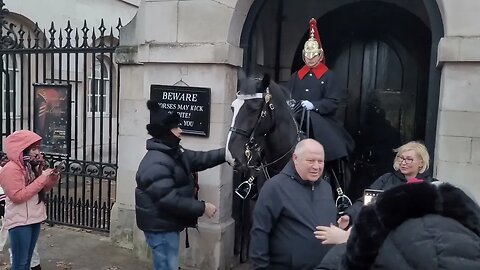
[
  {"x1": 144, "y1": 231, "x2": 180, "y2": 270},
  {"x1": 9, "y1": 223, "x2": 41, "y2": 270}
]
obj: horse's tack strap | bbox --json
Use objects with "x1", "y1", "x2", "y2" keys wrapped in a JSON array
[{"x1": 237, "y1": 93, "x2": 263, "y2": 100}]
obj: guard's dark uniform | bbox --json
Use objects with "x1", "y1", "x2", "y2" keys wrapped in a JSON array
[
  {"x1": 288, "y1": 18, "x2": 354, "y2": 162},
  {"x1": 288, "y1": 67, "x2": 354, "y2": 162}
]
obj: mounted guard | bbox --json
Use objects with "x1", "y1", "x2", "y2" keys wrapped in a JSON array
[
  {"x1": 287, "y1": 18, "x2": 355, "y2": 202},
  {"x1": 288, "y1": 18, "x2": 354, "y2": 163}
]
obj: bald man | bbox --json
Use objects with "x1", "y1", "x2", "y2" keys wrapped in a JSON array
[{"x1": 249, "y1": 139, "x2": 337, "y2": 270}]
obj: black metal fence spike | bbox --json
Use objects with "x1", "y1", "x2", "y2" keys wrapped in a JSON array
[
  {"x1": 58, "y1": 29, "x2": 63, "y2": 48},
  {"x1": 66, "y1": 20, "x2": 72, "y2": 33},
  {"x1": 98, "y1": 18, "x2": 106, "y2": 47},
  {"x1": 116, "y1": 17, "x2": 122, "y2": 34},
  {"x1": 42, "y1": 29, "x2": 47, "y2": 48},
  {"x1": 99, "y1": 18, "x2": 106, "y2": 32},
  {"x1": 48, "y1": 21, "x2": 56, "y2": 48},
  {"x1": 26, "y1": 28, "x2": 31, "y2": 48},
  {"x1": 109, "y1": 27, "x2": 115, "y2": 47},
  {"x1": 75, "y1": 28, "x2": 79, "y2": 47},
  {"x1": 18, "y1": 25, "x2": 24, "y2": 36},
  {"x1": 81, "y1": 19, "x2": 89, "y2": 48},
  {"x1": 64, "y1": 20, "x2": 73, "y2": 48},
  {"x1": 33, "y1": 22, "x2": 41, "y2": 48},
  {"x1": 91, "y1": 27, "x2": 96, "y2": 48},
  {"x1": 18, "y1": 25, "x2": 25, "y2": 48}
]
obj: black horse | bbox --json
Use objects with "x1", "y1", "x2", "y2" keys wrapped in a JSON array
[
  {"x1": 226, "y1": 73, "x2": 300, "y2": 197},
  {"x1": 226, "y1": 73, "x2": 300, "y2": 261}
]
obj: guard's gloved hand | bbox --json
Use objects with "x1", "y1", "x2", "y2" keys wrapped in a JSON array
[{"x1": 301, "y1": 100, "x2": 315, "y2": 110}]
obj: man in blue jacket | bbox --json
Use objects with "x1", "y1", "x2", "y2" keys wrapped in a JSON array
[{"x1": 249, "y1": 138, "x2": 337, "y2": 270}]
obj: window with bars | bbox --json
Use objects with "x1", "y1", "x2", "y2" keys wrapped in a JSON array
[{"x1": 87, "y1": 58, "x2": 110, "y2": 115}]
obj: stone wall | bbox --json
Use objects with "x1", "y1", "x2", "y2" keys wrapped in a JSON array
[{"x1": 436, "y1": 36, "x2": 480, "y2": 202}]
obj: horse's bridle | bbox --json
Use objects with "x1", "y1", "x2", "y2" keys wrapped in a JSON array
[
  {"x1": 229, "y1": 88, "x2": 275, "y2": 171},
  {"x1": 230, "y1": 87, "x2": 304, "y2": 199}
]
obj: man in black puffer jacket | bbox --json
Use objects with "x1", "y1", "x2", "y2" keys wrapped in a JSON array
[
  {"x1": 315, "y1": 181, "x2": 480, "y2": 270},
  {"x1": 135, "y1": 100, "x2": 226, "y2": 270}
]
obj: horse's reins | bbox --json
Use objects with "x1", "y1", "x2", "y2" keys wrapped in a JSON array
[
  {"x1": 255, "y1": 92, "x2": 304, "y2": 179},
  {"x1": 296, "y1": 107, "x2": 351, "y2": 209}
]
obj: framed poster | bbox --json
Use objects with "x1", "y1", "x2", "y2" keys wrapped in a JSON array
[{"x1": 33, "y1": 84, "x2": 71, "y2": 156}]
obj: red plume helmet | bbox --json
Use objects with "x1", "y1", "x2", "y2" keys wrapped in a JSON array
[{"x1": 303, "y1": 18, "x2": 325, "y2": 63}]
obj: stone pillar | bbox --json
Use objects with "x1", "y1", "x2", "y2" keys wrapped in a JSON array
[
  {"x1": 434, "y1": 0, "x2": 480, "y2": 203},
  {"x1": 110, "y1": 0, "x2": 243, "y2": 269},
  {"x1": 435, "y1": 36, "x2": 480, "y2": 203}
]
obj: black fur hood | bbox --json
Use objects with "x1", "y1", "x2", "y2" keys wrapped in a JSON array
[{"x1": 343, "y1": 181, "x2": 480, "y2": 270}]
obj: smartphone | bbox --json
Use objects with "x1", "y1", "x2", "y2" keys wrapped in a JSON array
[{"x1": 363, "y1": 189, "x2": 383, "y2": 205}]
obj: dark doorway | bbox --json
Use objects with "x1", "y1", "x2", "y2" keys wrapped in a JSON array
[{"x1": 291, "y1": 2, "x2": 432, "y2": 198}]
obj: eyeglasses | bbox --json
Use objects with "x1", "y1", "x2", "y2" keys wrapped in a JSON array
[
  {"x1": 235, "y1": 176, "x2": 256, "y2": 200},
  {"x1": 396, "y1": 156, "x2": 415, "y2": 164}
]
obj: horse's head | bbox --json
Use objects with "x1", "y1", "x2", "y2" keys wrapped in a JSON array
[
  {"x1": 226, "y1": 72, "x2": 299, "y2": 198},
  {"x1": 226, "y1": 73, "x2": 275, "y2": 173},
  {"x1": 226, "y1": 71, "x2": 296, "y2": 176}
]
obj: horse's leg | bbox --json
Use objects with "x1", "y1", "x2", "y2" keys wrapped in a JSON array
[
  {"x1": 239, "y1": 173, "x2": 268, "y2": 262},
  {"x1": 328, "y1": 158, "x2": 351, "y2": 194},
  {"x1": 240, "y1": 198, "x2": 254, "y2": 262},
  {"x1": 232, "y1": 172, "x2": 245, "y2": 259},
  {"x1": 340, "y1": 157, "x2": 352, "y2": 196},
  {"x1": 324, "y1": 161, "x2": 339, "y2": 200}
]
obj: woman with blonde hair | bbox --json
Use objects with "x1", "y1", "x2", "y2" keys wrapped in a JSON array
[
  {"x1": 335, "y1": 141, "x2": 435, "y2": 229},
  {"x1": 314, "y1": 141, "x2": 440, "y2": 270}
]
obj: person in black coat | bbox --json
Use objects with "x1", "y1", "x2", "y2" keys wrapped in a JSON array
[
  {"x1": 135, "y1": 100, "x2": 226, "y2": 270},
  {"x1": 337, "y1": 141, "x2": 435, "y2": 229},
  {"x1": 249, "y1": 139, "x2": 337, "y2": 270},
  {"x1": 314, "y1": 181, "x2": 480, "y2": 270},
  {"x1": 287, "y1": 18, "x2": 354, "y2": 162}
]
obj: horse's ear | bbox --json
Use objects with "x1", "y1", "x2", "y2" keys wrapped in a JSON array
[{"x1": 262, "y1": 74, "x2": 271, "y2": 90}]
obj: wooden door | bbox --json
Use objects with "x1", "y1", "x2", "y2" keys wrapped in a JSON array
[{"x1": 332, "y1": 36, "x2": 427, "y2": 197}]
